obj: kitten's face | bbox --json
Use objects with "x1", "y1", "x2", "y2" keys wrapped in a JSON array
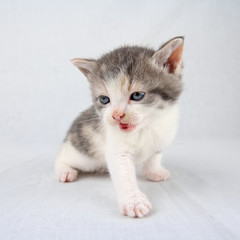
[
  {"x1": 92, "y1": 72, "x2": 155, "y2": 132},
  {"x1": 91, "y1": 71, "x2": 179, "y2": 132},
  {"x1": 72, "y1": 37, "x2": 184, "y2": 132}
]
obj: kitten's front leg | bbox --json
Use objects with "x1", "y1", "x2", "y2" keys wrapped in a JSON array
[
  {"x1": 106, "y1": 152, "x2": 151, "y2": 218},
  {"x1": 143, "y1": 152, "x2": 170, "y2": 182}
]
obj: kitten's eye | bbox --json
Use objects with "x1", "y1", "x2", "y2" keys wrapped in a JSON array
[
  {"x1": 130, "y1": 92, "x2": 145, "y2": 101},
  {"x1": 99, "y1": 95, "x2": 110, "y2": 104}
]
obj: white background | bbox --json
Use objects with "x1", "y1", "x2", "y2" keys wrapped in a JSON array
[
  {"x1": 0, "y1": 1, "x2": 240, "y2": 240},
  {"x1": 1, "y1": 0, "x2": 240, "y2": 146}
]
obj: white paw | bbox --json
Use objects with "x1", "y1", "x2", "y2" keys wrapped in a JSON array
[
  {"x1": 143, "y1": 167, "x2": 170, "y2": 182},
  {"x1": 119, "y1": 192, "x2": 152, "y2": 218},
  {"x1": 56, "y1": 166, "x2": 78, "y2": 183}
]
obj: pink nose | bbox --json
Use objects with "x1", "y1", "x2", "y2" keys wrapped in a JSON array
[{"x1": 112, "y1": 112, "x2": 125, "y2": 122}]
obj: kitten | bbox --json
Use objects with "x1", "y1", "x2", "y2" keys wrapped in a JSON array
[{"x1": 55, "y1": 36, "x2": 184, "y2": 218}]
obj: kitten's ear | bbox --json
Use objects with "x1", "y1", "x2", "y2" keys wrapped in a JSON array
[
  {"x1": 71, "y1": 58, "x2": 97, "y2": 77},
  {"x1": 151, "y1": 36, "x2": 184, "y2": 74}
]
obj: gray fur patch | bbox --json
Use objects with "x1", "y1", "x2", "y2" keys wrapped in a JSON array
[
  {"x1": 90, "y1": 46, "x2": 155, "y2": 83},
  {"x1": 149, "y1": 88, "x2": 171, "y2": 100},
  {"x1": 66, "y1": 105, "x2": 102, "y2": 158},
  {"x1": 87, "y1": 45, "x2": 183, "y2": 103}
]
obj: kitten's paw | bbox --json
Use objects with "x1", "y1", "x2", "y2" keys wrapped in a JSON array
[
  {"x1": 119, "y1": 192, "x2": 152, "y2": 218},
  {"x1": 143, "y1": 167, "x2": 170, "y2": 182},
  {"x1": 56, "y1": 165, "x2": 78, "y2": 183}
]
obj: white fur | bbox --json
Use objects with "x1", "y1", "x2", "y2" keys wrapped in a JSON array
[
  {"x1": 142, "y1": 152, "x2": 170, "y2": 181},
  {"x1": 55, "y1": 140, "x2": 107, "y2": 180},
  {"x1": 57, "y1": 38, "x2": 184, "y2": 217},
  {"x1": 55, "y1": 104, "x2": 178, "y2": 217}
]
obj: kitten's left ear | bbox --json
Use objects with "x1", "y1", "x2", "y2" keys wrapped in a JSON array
[
  {"x1": 71, "y1": 58, "x2": 97, "y2": 78},
  {"x1": 152, "y1": 36, "x2": 184, "y2": 74}
]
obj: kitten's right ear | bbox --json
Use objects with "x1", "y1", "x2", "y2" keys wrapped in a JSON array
[
  {"x1": 71, "y1": 58, "x2": 97, "y2": 77},
  {"x1": 151, "y1": 36, "x2": 184, "y2": 75}
]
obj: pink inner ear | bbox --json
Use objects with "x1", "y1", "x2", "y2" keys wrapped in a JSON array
[
  {"x1": 79, "y1": 67, "x2": 91, "y2": 76},
  {"x1": 164, "y1": 44, "x2": 183, "y2": 73}
]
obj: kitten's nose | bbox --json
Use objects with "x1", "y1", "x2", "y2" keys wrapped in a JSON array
[{"x1": 112, "y1": 112, "x2": 125, "y2": 122}]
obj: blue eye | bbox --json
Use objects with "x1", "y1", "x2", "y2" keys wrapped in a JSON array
[
  {"x1": 99, "y1": 95, "x2": 110, "y2": 104},
  {"x1": 130, "y1": 92, "x2": 145, "y2": 101}
]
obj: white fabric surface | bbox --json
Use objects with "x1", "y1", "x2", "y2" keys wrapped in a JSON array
[
  {"x1": 1, "y1": 139, "x2": 240, "y2": 240},
  {"x1": 0, "y1": 0, "x2": 240, "y2": 239}
]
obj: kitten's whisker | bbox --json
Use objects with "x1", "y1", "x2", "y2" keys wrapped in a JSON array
[{"x1": 76, "y1": 116, "x2": 101, "y2": 124}]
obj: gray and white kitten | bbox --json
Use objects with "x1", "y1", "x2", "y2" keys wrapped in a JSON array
[{"x1": 55, "y1": 37, "x2": 184, "y2": 218}]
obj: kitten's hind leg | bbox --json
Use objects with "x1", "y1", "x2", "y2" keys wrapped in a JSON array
[
  {"x1": 55, "y1": 162, "x2": 78, "y2": 183},
  {"x1": 142, "y1": 152, "x2": 170, "y2": 182},
  {"x1": 55, "y1": 141, "x2": 80, "y2": 183}
]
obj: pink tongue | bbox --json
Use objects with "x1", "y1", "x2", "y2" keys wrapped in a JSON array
[{"x1": 120, "y1": 123, "x2": 129, "y2": 129}]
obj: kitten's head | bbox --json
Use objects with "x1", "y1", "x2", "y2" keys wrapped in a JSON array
[{"x1": 72, "y1": 37, "x2": 184, "y2": 132}]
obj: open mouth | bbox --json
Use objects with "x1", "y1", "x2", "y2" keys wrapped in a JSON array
[{"x1": 119, "y1": 123, "x2": 137, "y2": 131}]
